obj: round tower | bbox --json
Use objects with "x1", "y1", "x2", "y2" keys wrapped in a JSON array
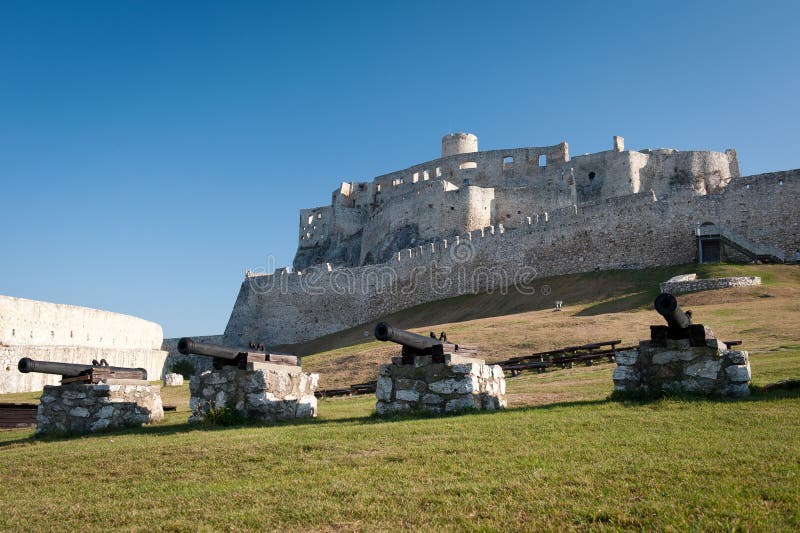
[{"x1": 441, "y1": 132, "x2": 478, "y2": 157}]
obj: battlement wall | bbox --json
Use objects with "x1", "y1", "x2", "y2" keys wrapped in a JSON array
[
  {"x1": 293, "y1": 136, "x2": 740, "y2": 271},
  {"x1": 230, "y1": 170, "x2": 798, "y2": 346},
  {"x1": 372, "y1": 142, "x2": 569, "y2": 195}
]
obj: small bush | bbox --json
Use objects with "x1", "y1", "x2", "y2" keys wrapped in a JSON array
[
  {"x1": 201, "y1": 404, "x2": 246, "y2": 427},
  {"x1": 170, "y1": 359, "x2": 196, "y2": 379}
]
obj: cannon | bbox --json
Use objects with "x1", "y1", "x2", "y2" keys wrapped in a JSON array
[
  {"x1": 654, "y1": 293, "x2": 692, "y2": 330},
  {"x1": 651, "y1": 293, "x2": 707, "y2": 346},
  {"x1": 17, "y1": 357, "x2": 148, "y2": 383},
  {"x1": 374, "y1": 322, "x2": 476, "y2": 364},
  {"x1": 177, "y1": 338, "x2": 299, "y2": 368}
]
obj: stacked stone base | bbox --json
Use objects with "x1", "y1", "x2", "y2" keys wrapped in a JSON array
[
  {"x1": 189, "y1": 363, "x2": 319, "y2": 423},
  {"x1": 376, "y1": 354, "x2": 507, "y2": 415},
  {"x1": 613, "y1": 338, "x2": 751, "y2": 397},
  {"x1": 37, "y1": 381, "x2": 164, "y2": 434}
]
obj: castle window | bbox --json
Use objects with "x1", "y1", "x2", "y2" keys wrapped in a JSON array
[
  {"x1": 423, "y1": 170, "x2": 430, "y2": 180},
  {"x1": 503, "y1": 156, "x2": 514, "y2": 170},
  {"x1": 450, "y1": 206, "x2": 455, "y2": 210},
  {"x1": 506, "y1": 214, "x2": 511, "y2": 218},
  {"x1": 317, "y1": 213, "x2": 322, "y2": 219},
  {"x1": 412, "y1": 172, "x2": 419, "y2": 183},
  {"x1": 307, "y1": 215, "x2": 314, "y2": 224},
  {"x1": 459, "y1": 161, "x2": 477, "y2": 170},
  {"x1": 539, "y1": 154, "x2": 547, "y2": 167},
  {"x1": 589, "y1": 172, "x2": 596, "y2": 181},
  {"x1": 377, "y1": 184, "x2": 381, "y2": 192},
  {"x1": 428, "y1": 204, "x2": 433, "y2": 209},
  {"x1": 463, "y1": 178, "x2": 471, "y2": 186},
  {"x1": 435, "y1": 167, "x2": 442, "y2": 177}
]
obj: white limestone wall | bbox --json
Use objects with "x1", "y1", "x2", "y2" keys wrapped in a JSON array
[
  {"x1": 0, "y1": 295, "x2": 163, "y2": 349},
  {"x1": 0, "y1": 296, "x2": 167, "y2": 394},
  {"x1": 225, "y1": 170, "x2": 799, "y2": 346}
]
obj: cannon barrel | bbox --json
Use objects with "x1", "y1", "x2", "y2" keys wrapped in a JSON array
[
  {"x1": 17, "y1": 358, "x2": 148, "y2": 379},
  {"x1": 177, "y1": 337, "x2": 242, "y2": 360},
  {"x1": 654, "y1": 293, "x2": 692, "y2": 329},
  {"x1": 374, "y1": 322, "x2": 442, "y2": 351}
]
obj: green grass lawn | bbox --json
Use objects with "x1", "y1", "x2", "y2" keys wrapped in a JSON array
[
  {"x1": 1, "y1": 369, "x2": 798, "y2": 530},
  {"x1": 1, "y1": 264, "x2": 798, "y2": 531}
]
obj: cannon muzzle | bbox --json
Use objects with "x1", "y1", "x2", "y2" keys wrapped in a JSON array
[
  {"x1": 17, "y1": 357, "x2": 147, "y2": 380},
  {"x1": 654, "y1": 293, "x2": 692, "y2": 330}
]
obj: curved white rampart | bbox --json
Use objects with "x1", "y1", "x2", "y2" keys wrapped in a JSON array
[{"x1": 0, "y1": 296, "x2": 167, "y2": 393}]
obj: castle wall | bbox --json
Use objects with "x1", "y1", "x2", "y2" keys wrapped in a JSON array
[
  {"x1": 0, "y1": 295, "x2": 168, "y2": 393},
  {"x1": 224, "y1": 170, "x2": 799, "y2": 346},
  {"x1": 359, "y1": 183, "x2": 494, "y2": 265}
]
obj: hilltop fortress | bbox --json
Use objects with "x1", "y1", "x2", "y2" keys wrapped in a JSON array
[{"x1": 222, "y1": 133, "x2": 799, "y2": 347}]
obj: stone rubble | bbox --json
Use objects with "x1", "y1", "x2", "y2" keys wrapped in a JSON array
[
  {"x1": 163, "y1": 372, "x2": 184, "y2": 387},
  {"x1": 376, "y1": 354, "x2": 506, "y2": 415},
  {"x1": 36, "y1": 381, "x2": 164, "y2": 434},
  {"x1": 189, "y1": 362, "x2": 319, "y2": 423},
  {"x1": 660, "y1": 274, "x2": 761, "y2": 295}
]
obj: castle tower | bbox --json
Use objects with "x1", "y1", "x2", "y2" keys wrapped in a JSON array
[{"x1": 441, "y1": 132, "x2": 478, "y2": 157}]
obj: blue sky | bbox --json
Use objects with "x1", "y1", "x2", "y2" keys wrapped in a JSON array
[{"x1": 1, "y1": 1, "x2": 798, "y2": 337}]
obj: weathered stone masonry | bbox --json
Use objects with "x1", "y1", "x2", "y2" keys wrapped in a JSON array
[
  {"x1": 376, "y1": 354, "x2": 506, "y2": 415},
  {"x1": 224, "y1": 169, "x2": 799, "y2": 346},
  {"x1": 36, "y1": 382, "x2": 164, "y2": 434},
  {"x1": 189, "y1": 362, "x2": 319, "y2": 423}
]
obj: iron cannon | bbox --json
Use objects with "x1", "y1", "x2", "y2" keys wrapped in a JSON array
[
  {"x1": 654, "y1": 292, "x2": 692, "y2": 330},
  {"x1": 17, "y1": 357, "x2": 148, "y2": 382},
  {"x1": 651, "y1": 293, "x2": 707, "y2": 346},
  {"x1": 176, "y1": 338, "x2": 299, "y2": 368},
  {"x1": 374, "y1": 322, "x2": 477, "y2": 364}
]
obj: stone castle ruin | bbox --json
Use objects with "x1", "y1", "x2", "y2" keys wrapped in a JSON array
[
  {"x1": 294, "y1": 133, "x2": 740, "y2": 270},
  {"x1": 222, "y1": 133, "x2": 798, "y2": 347}
]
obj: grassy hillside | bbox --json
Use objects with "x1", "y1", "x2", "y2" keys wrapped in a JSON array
[
  {"x1": 296, "y1": 263, "x2": 800, "y2": 389},
  {"x1": 1, "y1": 263, "x2": 798, "y2": 531}
]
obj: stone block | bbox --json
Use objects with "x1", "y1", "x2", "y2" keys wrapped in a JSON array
[
  {"x1": 724, "y1": 383, "x2": 751, "y2": 397},
  {"x1": 652, "y1": 350, "x2": 697, "y2": 365},
  {"x1": 376, "y1": 376, "x2": 393, "y2": 401},
  {"x1": 428, "y1": 376, "x2": 477, "y2": 395},
  {"x1": 395, "y1": 389, "x2": 420, "y2": 402},
  {"x1": 685, "y1": 359, "x2": 722, "y2": 380},
  {"x1": 413, "y1": 355, "x2": 432, "y2": 367},
  {"x1": 451, "y1": 362, "x2": 481, "y2": 375},
  {"x1": 665, "y1": 339, "x2": 691, "y2": 350},
  {"x1": 723, "y1": 350, "x2": 748, "y2": 365},
  {"x1": 615, "y1": 349, "x2": 639, "y2": 366},
  {"x1": 725, "y1": 363, "x2": 751, "y2": 383},
  {"x1": 445, "y1": 395, "x2": 478, "y2": 413},
  {"x1": 164, "y1": 373, "x2": 184, "y2": 387}
]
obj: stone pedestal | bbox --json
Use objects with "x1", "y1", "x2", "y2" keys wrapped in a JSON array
[
  {"x1": 189, "y1": 362, "x2": 319, "y2": 423},
  {"x1": 36, "y1": 381, "x2": 164, "y2": 434},
  {"x1": 376, "y1": 354, "x2": 506, "y2": 415},
  {"x1": 613, "y1": 338, "x2": 751, "y2": 396}
]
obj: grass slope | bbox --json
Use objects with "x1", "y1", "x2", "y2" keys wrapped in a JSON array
[{"x1": 0, "y1": 263, "x2": 798, "y2": 531}]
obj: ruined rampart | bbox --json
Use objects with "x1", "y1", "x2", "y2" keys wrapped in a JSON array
[{"x1": 224, "y1": 170, "x2": 799, "y2": 346}]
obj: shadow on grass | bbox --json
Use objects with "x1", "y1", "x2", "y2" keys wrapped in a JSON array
[
  {"x1": 573, "y1": 291, "x2": 653, "y2": 317},
  {"x1": 4, "y1": 381, "x2": 798, "y2": 449}
]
